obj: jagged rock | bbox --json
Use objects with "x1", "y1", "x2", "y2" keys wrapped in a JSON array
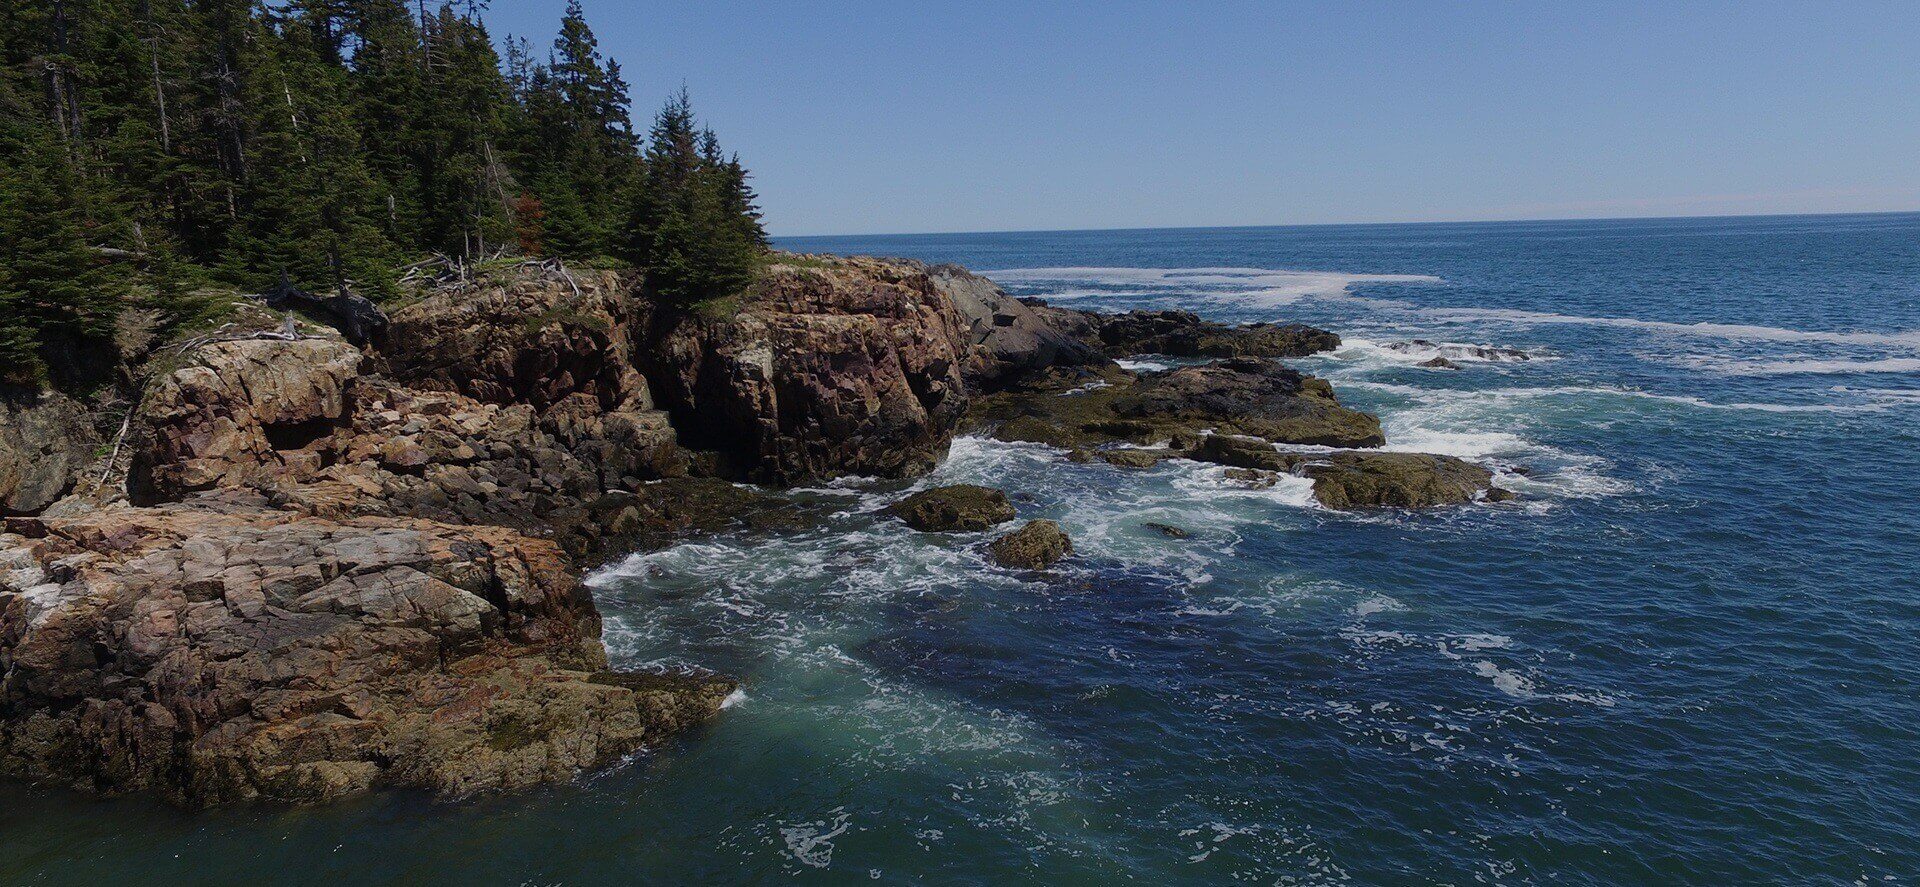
[
  {"x1": 383, "y1": 264, "x2": 651, "y2": 412},
  {"x1": 0, "y1": 502, "x2": 732, "y2": 806},
  {"x1": 0, "y1": 391, "x2": 101, "y2": 515},
  {"x1": 1086, "y1": 309, "x2": 1341, "y2": 359},
  {"x1": 645, "y1": 256, "x2": 972, "y2": 484},
  {"x1": 971, "y1": 357, "x2": 1382, "y2": 451},
  {"x1": 1144, "y1": 522, "x2": 1189, "y2": 538},
  {"x1": 130, "y1": 338, "x2": 363, "y2": 502},
  {"x1": 887, "y1": 484, "x2": 1015, "y2": 532},
  {"x1": 987, "y1": 519, "x2": 1072, "y2": 569},
  {"x1": 927, "y1": 264, "x2": 1108, "y2": 391}
]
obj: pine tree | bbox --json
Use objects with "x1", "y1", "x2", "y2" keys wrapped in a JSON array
[{"x1": 0, "y1": 130, "x2": 126, "y2": 387}]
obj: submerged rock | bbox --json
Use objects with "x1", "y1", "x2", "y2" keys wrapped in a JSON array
[
  {"x1": 1143, "y1": 521, "x2": 1190, "y2": 539},
  {"x1": 887, "y1": 484, "x2": 1016, "y2": 532},
  {"x1": 987, "y1": 519, "x2": 1073, "y2": 569},
  {"x1": 1420, "y1": 357, "x2": 1462, "y2": 370},
  {"x1": 1385, "y1": 339, "x2": 1530, "y2": 362}
]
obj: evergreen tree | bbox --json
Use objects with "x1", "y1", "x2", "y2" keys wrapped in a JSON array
[{"x1": 0, "y1": 0, "x2": 770, "y2": 389}]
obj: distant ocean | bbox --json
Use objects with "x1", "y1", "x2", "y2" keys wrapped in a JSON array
[{"x1": 7, "y1": 214, "x2": 1918, "y2": 884}]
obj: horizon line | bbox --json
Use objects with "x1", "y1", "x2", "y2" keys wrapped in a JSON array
[{"x1": 770, "y1": 207, "x2": 1920, "y2": 241}]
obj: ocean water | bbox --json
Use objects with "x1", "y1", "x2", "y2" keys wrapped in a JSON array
[{"x1": 6, "y1": 214, "x2": 1920, "y2": 884}]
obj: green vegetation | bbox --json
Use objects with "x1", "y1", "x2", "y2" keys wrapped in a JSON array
[{"x1": 0, "y1": 0, "x2": 765, "y2": 391}]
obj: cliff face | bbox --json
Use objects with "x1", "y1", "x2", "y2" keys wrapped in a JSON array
[{"x1": 645, "y1": 256, "x2": 973, "y2": 483}]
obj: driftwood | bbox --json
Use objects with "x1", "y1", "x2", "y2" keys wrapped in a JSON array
[{"x1": 260, "y1": 272, "x2": 388, "y2": 346}]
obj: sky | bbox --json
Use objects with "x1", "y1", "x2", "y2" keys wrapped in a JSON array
[{"x1": 482, "y1": 1, "x2": 1920, "y2": 236}]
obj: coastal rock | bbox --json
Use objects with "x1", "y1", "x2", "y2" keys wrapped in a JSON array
[
  {"x1": 972, "y1": 357, "x2": 1383, "y2": 451},
  {"x1": 1189, "y1": 435, "x2": 1492, "y2": 508},
  {"x1": 383, "y1": 264, "x2": 652, "y2": 412},
  {"x1": 1087, "y1": 309, "x2": 1341, "y2": 359},
  {"x1": 986, "y1": 519, "x2": 1073, "y2": 569},
  {"x1": 0, "y1": 501, "x2": 732, "y2": 806},
  {"x1": 0, "y1": 391, "x2": 101, "y2": 515},
  {"x1": 1096, "y1": 448, "x2": 1176, "y2": 469},
  {"x1": 926, "y1": 264, "x2": 1108, "y2": 391},
  {"x1": 1143, "y1": 521, "x2": 1189, "y2": 538},
  {"x1": 645, "y1": 256, "x2": 972, "y2": 483},
  {"x1": 1420, "y1": 357, "x2": 1461, "y2": 370},
  {"x1": 887, "y1": 484, "x2": 1016, "y2": 532},
  {"x1": 129, "y1": 338, "x2": 363, "y2": 502}
]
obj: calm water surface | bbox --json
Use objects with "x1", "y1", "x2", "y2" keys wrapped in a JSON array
[{"x1": 5, "y1": 214, "x2": 1918, "y2": 884}]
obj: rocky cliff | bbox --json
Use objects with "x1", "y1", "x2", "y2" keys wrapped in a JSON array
[{"x1": 0, "y1": 252, "x2": 1504, "y2": 808}]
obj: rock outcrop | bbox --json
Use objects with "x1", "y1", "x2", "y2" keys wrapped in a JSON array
[
  {"x1": 1190, "y1": 434, "x2": 1496, "y2": 508},
  {"x1": 927, "y1": 265, "x2": 1106, "y2": 391},
  {"x1": 0, "y1": 499, "x2": 730, "y2": 806},
  {"x1": 986, "y1": 519, "x2": 1072, "y2": 569},
  {"x1": 888, "y1": 484, "x2": 1016, "y2": 532},
  {"x1": 0, "y1": 391, "x2": 101, "y2": 516},
  {"x1": 644, "y1": 256, "x2": 972, "y2": 483},
  {"x1": 1083, "y1": 309, "x2": 1340, "y2": 359},
  {"x1": 971, "y1": 357, "x2": 1383, "y2": 451}
]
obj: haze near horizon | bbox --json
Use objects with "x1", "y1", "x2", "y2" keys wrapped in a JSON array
[{"x1": 471, "y1": 2, "x2": 1912, "y2": 234}]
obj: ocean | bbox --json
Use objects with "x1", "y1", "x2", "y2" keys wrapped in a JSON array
[{"x1": 6, "y1": 213, "x2": 1918, "y2": 884}]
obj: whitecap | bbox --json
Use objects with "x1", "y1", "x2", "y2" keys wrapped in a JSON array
[
  {"x1": 984, "y1": 266, "x2": 1443, "y2": 309},
  {"x1": 1419, "y1": 307, "x2": 1920, "y2": 349}
]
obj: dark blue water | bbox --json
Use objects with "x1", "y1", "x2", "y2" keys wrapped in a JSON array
[{"x1": 6, "y1": 214, "x2": 1918, "y2": 884}]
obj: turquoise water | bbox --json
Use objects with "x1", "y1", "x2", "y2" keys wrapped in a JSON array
[{"x1": 6, "y1": 214, "x2": 1919, "y2": 884}]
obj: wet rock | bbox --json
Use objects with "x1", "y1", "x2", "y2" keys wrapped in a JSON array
[
  {"x1": 1088, "y1": 309, "x2": 1341, "y2": 359},
  {"x1": 1187, "y1": 434, "x2": 1492, "y2": 508},
  {"x1": 887, "y1": 484, "x2": 1016, "y2": 532},
  {"x1": 1420, "y1": 357, "x2": 1461, "y2": 370},
  {"x1": 1097, "y1": 448, "x2": 1175, "y2": 469},
  {"x1": 970, "y1": 358, "x2": 1382, "y2": 451},
  {"x1": 986, "y1": 519, "x2": 1073, "y2": 569},
  {"x1": 1385, "y1": 340, "x2": 1529, "y2": 362},
  {"x1": 1143, "y1": 522, "x2": 1189, "y2": 539},
  {"x1": 1484, "y1": 487, "x2": 1519, "y2": 503},
  {"x1": 1223, "y1": 468, "x2": 1279, "y2": 489}
]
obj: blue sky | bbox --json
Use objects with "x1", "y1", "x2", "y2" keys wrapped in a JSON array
[{"x1": 484, "y1": 1, "x2": 1920, "y2": 236}]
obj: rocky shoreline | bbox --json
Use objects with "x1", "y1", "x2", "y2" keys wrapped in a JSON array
[{"x1": 0, "y1": 254, "x2": 1509, "y2": 807}]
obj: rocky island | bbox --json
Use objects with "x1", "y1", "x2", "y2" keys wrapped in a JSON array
[{"x1": 0, "y1": 255, "x2": 1509, "y2": 807}]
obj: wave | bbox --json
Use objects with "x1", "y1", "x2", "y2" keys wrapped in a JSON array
[
  {"x1": 984, "y1": 266, "x2": 1442, "y2": 309},
  {"x1": 1325, "y1": 337, "x2": 1542, "y2": 366},
  {"x1": 1419, "y1": 307, "x2": 1920, "y2": 349},
  {"x1": 1700, "y1": 357, "x2": 1920, "y2": 376}
]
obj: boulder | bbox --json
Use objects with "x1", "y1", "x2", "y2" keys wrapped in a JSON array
[
  {"x1": 1187, "y1": 435, "x2": 1493, "y2": 508},
  {"x1": 887, "y1": 484, "x2": 1016, "y2": 532},
  {"x1": 987, "y1": 519, "x2": 1073, "y2": 569},
  {"x1": 0, "y1": 391, "x2": 101, "y2": 515}
]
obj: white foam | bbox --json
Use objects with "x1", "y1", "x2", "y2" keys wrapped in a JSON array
[
  {"x1": 1420, "y1": 307, "x2": 1920, "y2": 349},
  {"x1": 1701, "y1": 357, "x2": 1920, "y2": 376},
  {"x1": 985, "y1": 266, "x2": 1442, "y2": 309},
  {"x1": 1336, "y1": 337, "x2": 1536, "y2": 364}
]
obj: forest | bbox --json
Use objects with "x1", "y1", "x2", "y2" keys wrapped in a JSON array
[{"x1": 0, "y1": 0, "x2": 767, "y2": 389}]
